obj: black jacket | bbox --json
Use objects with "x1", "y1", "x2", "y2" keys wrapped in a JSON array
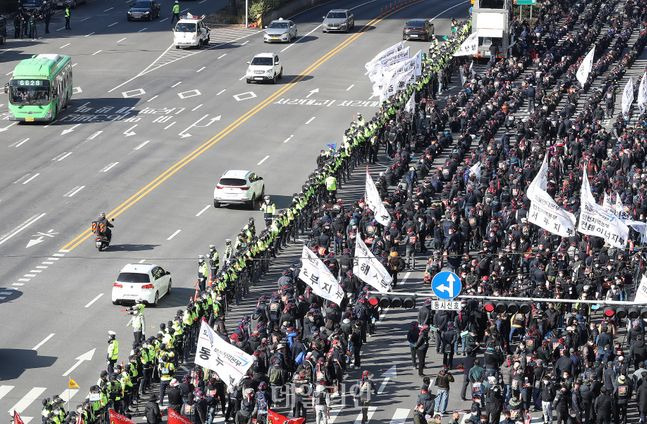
[{"x1": 145, "y1": 401, "x2": 161, "y2": 424}]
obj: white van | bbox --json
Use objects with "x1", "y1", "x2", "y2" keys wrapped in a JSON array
[{"x1": 173, "y1": 14, "x2": 210, "y2": 49}]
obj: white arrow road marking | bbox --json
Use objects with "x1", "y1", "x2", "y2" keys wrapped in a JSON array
[
  {"x1": 195, "y1": 205, "x2": 210, "y2": 217},
  {"x1": 0, "y1": 122, "x2": 17, "y2": 132},
  {"x1": 378, "y1": 365, "x2": 397, "y2": 394},
  {"x1": 26, "y1": 236, "x2": 44, "y2": 248},
  {"x1": 61, "y1": 124, "x2": 80, "y2": 135},
  {"x1": 389, "y1": 408, "x2": 410, "y2": 424},
  {"x1": 305, "y1": 116, "x2": 316, "y2": 125},
  {"x1": 8, "y1": 387, "x2": 46, "y2": 415},
  {"x1": 283, "y1": 134, "x2": 294, "y2": 143},
  {"x1": 32, "y1": 333, "x2": 55, "y2": 350},
  {"x1": 62, "y1": 348, "x2": 96, "y2": 376},
  {"x1": 134, "y1": 140, "x2": 150, "y2": 150},
  {"x1": 84, "y1": 293, "x2": 104, "y2": 308},
  {"x1": 257, "y1": 155, "x2": 270, "y2": 165},
  {"x1": 178, "y1": 114, "x2": 220, "y2": 138},
  {"x1": 353, "y1": 406, "x2": 377, "y2": 424},
  {"x1": 22, "y1": 173, "x2": 40, "y2": 185},
  {"x1": 124, "y1": 124, "x2": 137, "y2": 137},
  {"x1": 73, "y1": 87, "x2": 82, "y2": 95},
  {"x1": 87, "y1": 130, "x2": 103, "y2": 141},
  {"x1": 0, "y1": 213, "x2": 46, "y2": 246},
  {"x1": 64, "y1": 186, "x2": 85, "y2": 197},
  {"x1": 306, "y1": 88, "x2": 319, "y2": 98},
  {"x1": 101, "y1": 162, "x2": 119, "y2": 173},
  {"x1": 167, "y1": 229, "x2": 181, "y2": 240}
]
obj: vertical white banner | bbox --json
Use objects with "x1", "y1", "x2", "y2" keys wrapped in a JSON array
[
  {"x1": 622, "y1": 77, "x2": 634, "y2": 118},
  {"x1": 576, "y1": 47, "x2": 595, "y2": 87},
  {"x1": 353, "y1": 237, "x2": 393, "y2": 293},
  {"x1": 298, "y1": 246, "x2": 345, "y2": 304},
  {"x1": 365, "y1": 172, "x2": 391, "y2": 226},
  {"x1": 638, "y1": 72, "x2": 647, "y2": 113}
]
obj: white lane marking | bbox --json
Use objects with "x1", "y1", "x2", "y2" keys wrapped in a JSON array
[
  {"x1": 32, "y1": 333, "x2": 55, "y2": 350},
  {"x1": 104, "y1": 6, "x2": 114, "y2": 11},
  {"x1": 42, "y1": 261, "x2": 54, "y2": 265},
  {"x1": 22, "y1": 173, "x2": 40, "y2": 185},
  {"x1": 217, "y1": 89, "x2": 226, "y2": 95},
  {"x1": 56, "y1": 27, "x2": 65, "y2": 31},
  {"x1": 87, "y1": 131, "x2": 103, "y2": 141},
  {"x1": 167, "y1": 229, "x2": 181, "y2": 240},
  {"x1": 80, "y1": 16, "x2": 91, "y2": 22},
  {"x1": 147, "y1": 95, "x2": 158, "y2": 102},
  {"x1": 84, "y1": 32, "x2": 95, "y2": 37},
  {"x1": 30, "y1": 269, "x2": 43, "y2": 272},
  {"x1": 0, "y1": 213, "x2": 45, "y2": 246},
  {"x1": 195, "y1": 204, "x2": 210, "y2": 217},
  {"x1": 72, "y1": 63, "x2": 78, "y2": 67},
  {"x1": 18, "y1": 278, "x2": 30, "y2": 282},
  {"x1": 163, "y1": 122, "x2": 176, "y2": 130},
  {"x1": 217, "y1": 53, "x2": 226, "y2": 59},
  {"x1": 199, "y1": 0, "x2": 206, "y2": 3},
  {"x1": 257, "y1": 155, "x2": 270, "y2": 165},
  {"x1": 8, "y1": 387, "x2": 47, "y2": 415},
  {"x1": 64, "y1": 186, "x2": 85, "y2": 197},
  {"x1": 101, "y1": 162, "x2": 119, "y2": 173},
  {"x1": 241, "y1": 40, "x2": 249, "y2": 45},
  {"x1": 138, "y1": 27, "x2": 148, "y2": 33},
  {"x1": 197, "y1": 66, "x2": 206, "y2": 73},
  {"x1": 35, "y1": 266, "x2": 47, "y2": 269},
  {"x1": 56, "y1": 152, "x2": 73, "y2": 161},
  {"x1": 59, "y1": 43, "x2": 70, "y2": 49},
  {"x1": 346, "y1": 84, "x2": 355, "y2": 91},
  {"x1": 14, "y1": 138, "x2": 30, "y2": 147},
  {"x1": 5, "y1": 71, "x2": 12, "y2": 76},
  {"x1": 390, "y1": 408, "x2": 410, "y2": 424},
  {"x1": 159, "y1": 17, "x2": 168, "y2": 22},
  {"x1": 123, "y1": 124, "x2": 137, "y2": 136},
  {"x1": 117, "y1": 37, "x2": 127, "y2": 43},
  {"x1": 171, "y1": 81, "x2": 182, "y2": 88},
  {"x1": 282, "y1": 24, "x2": 322, "y2": 52},
  {"x1": 192, "y1": 104, "x2": 203, "y2": 111},
  {"x1": 92, "y1": 49, "x2": 102, "y2": 55},
  {"x1": 135, "y1": 140, "x2": 151, "y2": 150},
  {"x1": 0, "y1": 386, "x2": 14, "y2": 401},
  {"x1": 12, "y1": 283, "x2": 25, "y2": 286},
  {"x1": 353, "y1": 407, "x2": 377, "y2": 424},
  {"x1": 84, "y1": 293, "x2": 104, "y2": 308},
  {"x1": 47, "y1": 257, "x2": 60, "y2": 261},
  {"x1": 24, "y1": 274, "x2": 36, "y2": 277},
  {"x1": 108, "y1": 21, "x2": 118, "y2": 27},
  {"x1": 238, "y1": 75, "x2": 246, "y2": 80},
  {"x1": 53, "y1": 253, "x2": 65, "y2": 257},
  {"x1": 305, "y1": 116, "x2": 316, "y2": 125},
  {"x1": 180, "y1": 7, "x2": 188, "y2": 12},
  {"x1": 283, "y1": 134, "x2": 294, "y2": 143},
  {"x1": 138, "y1": 259, "x2": 146, "y2": 263},
  {"x1": 59, "y1": 389, "x2": 78, "y2": 404}
]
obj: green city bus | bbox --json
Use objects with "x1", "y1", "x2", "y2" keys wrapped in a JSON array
[{"x1": 5, "y1": 54, "x2": 73, "y2": 122}]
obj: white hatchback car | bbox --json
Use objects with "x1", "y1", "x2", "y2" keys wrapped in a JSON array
[
  {"x1": 213, "y1": 170, "x2": 265, "y2": 209},
  {"x1": 112, "y1": 263, "x2": 172, "y2": 306},
  {"x1": 246, "y1": 53, "x2": 283, "y2": 83}
]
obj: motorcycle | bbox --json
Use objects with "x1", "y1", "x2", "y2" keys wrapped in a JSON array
[
  {"x1": 95, "y1": 233, "x2": 109, "y2": 251},
  {"x1": 91, "y1": 219, "x2": 114, "y2": 251}
]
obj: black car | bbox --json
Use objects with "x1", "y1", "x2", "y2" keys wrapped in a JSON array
[
  {"x1": 127, "y1": 0, "x2": 161, "y2": 21},
  {"x1": 402, "y1": 18, "x2": 434, "y2": 41}
]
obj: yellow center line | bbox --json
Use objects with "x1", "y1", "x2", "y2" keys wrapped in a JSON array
[{"x1": 61, "y1": 1, "x2": 422, "y2": 252}]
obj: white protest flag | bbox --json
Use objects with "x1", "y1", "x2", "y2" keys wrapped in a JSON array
[
  {"x1": 413, "y1": 49, "x2": 423, "y2": 76},
  {"x1": 469, "y1": 161, "x2": 481, "y2": 180},
  {"x1": 195, "y1": 321, "x2": 255, "y2": 387},
  {"x1": 602, "y1": 192, "x2": 613, "y2": 211},
  {"x1": 365, "y1": 171, "x2": 391, "y2": 226},
  {"x1": 353, "y1": 237, "x2": 393, "y2": 293},
  {"x1": 404, "y1": 91, "x2": 416, "y2": 113},
  {"x1": 615, "y1": 193, "x2": 625, "y2": 218},
  {"x1": 625, "y1": 220, "x2": 647, "y2": 244},
  {"x1": 576, "y1": 46, "x2": 595, "y2": 87},
  {"x1": 526, "y1": 154, "x2": 577, "y2": 237},
  {"x1": 365, "y1": 41, "x2": 405, "y2": 73},
  {"x1": 577, "y1": 169, "x2": 629, "y2": 249},
  {"x1": 299, "y1": 246, "x2": 345, "y2": 304},
  {"x1": 368, "y1": 47, "x2": 410, "y2": 84},
  {"x1": 634, "y1": 274, "x2": 647, "y2": 303},
  {"x1": 622, "y1": 77, "x2": 634, "y2": 118},
  {"x1": 453, "y1": 32, "x2": 478, "y2": 57},
  {"x1": 638, "y1": 72, "x2": 647, "y2": 113}
]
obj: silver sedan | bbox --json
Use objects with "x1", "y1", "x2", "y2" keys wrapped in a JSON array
[{"x1": 264, "y1": 19, "x2": 297, "y2": 43}]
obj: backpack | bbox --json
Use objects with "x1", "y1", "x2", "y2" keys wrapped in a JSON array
[{"x1": 269, "y1": 366, "x2": 283, "y2": 385}]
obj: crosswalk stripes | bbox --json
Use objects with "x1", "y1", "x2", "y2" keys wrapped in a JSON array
[
  {"x1": 0, "y1": 385, "x2": 14, "y2": 401},
  {"x1": 353, "y1": 406, "x2": 377, "y2": 424},
  {"x1": 7, "y1": 387, "x2": 46, "y2": 415},
  {"x1": 58, "y1": 389, "x2": 79, "y2": 404},
  {"x1": 390, "y1": 408, "x2": 410, "y2": 424}
]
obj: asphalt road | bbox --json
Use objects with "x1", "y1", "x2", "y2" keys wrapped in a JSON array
[{"x1": 0, "y1": 0, "x2": 469, "y2": 421}]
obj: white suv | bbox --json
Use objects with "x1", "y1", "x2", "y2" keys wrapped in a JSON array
[
  {"x1": 173, "y1": 14, "x2": 210, "y2": 49},
  {"x1": 246, "y1": 53, "x2": 283, "y2": 83},
  {"x1": 112, "y1": 263, "x2": 172, "y2": 306},
  {"x1": 214, "y1": 170, "x2": 265, "y2": 209}
]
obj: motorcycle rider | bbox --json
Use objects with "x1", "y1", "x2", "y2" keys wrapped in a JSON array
[
  {"x1": 95, "y1": 212, "x2": 114, "y2": 243},
  {"x1": 260, "y1": 195, "x2": 276, "y2": 227},
  {"x1": 208, "y1": 245, "x2": 220, "y2": 281}
]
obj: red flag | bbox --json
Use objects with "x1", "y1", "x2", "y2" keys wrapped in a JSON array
[
  {"x1": 168, "y1": 408, "x2": 192, "y2": 424},
  {"x1": 267, "y1": 410, "x2": 305, "y2": 424},
  {"x1": 108, "y1": 409, "x2": 134, "y2": 424},
  {"x1": 13, "y1": 411, "x2": 25, "y2": 424}
]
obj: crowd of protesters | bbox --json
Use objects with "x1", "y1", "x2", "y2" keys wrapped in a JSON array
[
  {"x1": 31, "y1": 0, "x2": 647, "y2": 421},
  {"x1": 12, "y1": 3, "x2": 54, "y2": 39}
]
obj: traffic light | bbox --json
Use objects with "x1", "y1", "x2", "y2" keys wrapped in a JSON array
[
  {"x1": 601, "y1": 307, "x2": 646, "y2": 320},
  {"x1": 483, "y1": 302, "x2": 531, "y2": 314},
  {"x1": 370, "y1": 295, "x2": 416, "y2": 309}
]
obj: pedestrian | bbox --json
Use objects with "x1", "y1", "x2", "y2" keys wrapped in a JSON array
[
  {"x1": 145, "y1": 398, "x2": 161, "y2": 424},
  {"x1": 107, "y1": 331, "x2": 119, "y2": 375},
  {"x1": 407, "y1": 321, "x2": 420, "y2": 368},
  {"x1": 127, "y1": 300, "x2": 145, "y2": 347},
  {"x1": 415, "y1": 325, "x2": 430, "y2": 376},
  {"x1": 357, "y1": 371, "x2": 377, "y2": 424},
  {"x1": 413, "y1": 403, "x2": 427, "y2": 424},
  {"x1": 312, "y1": 380, "x2": 330, "y2": 424},
  {"x1": 441, "y1": 322, "x2": 458, "y2": 369},
  {"x1": 171, "y1": 0, "x2": 180, "y2": 25},
  {"x1": 525, "y1": 82, "x2": 536, "y2": 113},
  {"x1": 614, "y1": 375, "x2": 631, "y2": 424},
  {"x1": 13, "y1": 12, "x2": 22, "y2": 39},
  {"x1": 167, "y1": 379, "x2": 182, "y2": 413},
  {"x1": 64, "y1": 5, "x2": 71, "y2": 30},
  {"x1": 43, "y1": 3, "x2": 51, "y2": 34},
  {"x1": 434, "y1": 367, "x2": 454, "y2": 415},
  {"x1": 485, "y1": 377, "x2": 504, "y2": 424}
]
